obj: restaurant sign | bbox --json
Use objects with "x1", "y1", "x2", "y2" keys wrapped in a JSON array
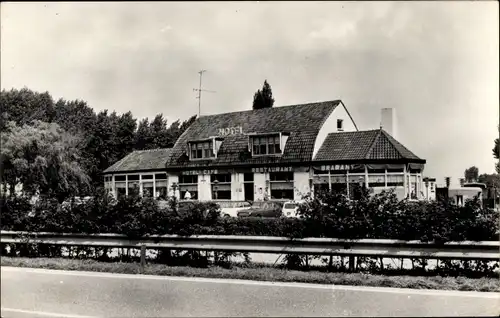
[
  {"x1": 317, "y1": 164, "x2": 355, "y2": 171},
  {"x1": 252, "y1": 166, "x2": 293, "y2": 173}
]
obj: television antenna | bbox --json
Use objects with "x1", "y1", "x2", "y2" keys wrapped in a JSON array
[{"x1": 193, "y1": 70, "x2": 216, "y2": 117}]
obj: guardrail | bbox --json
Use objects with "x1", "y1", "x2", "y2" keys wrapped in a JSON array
[{"x1": 2, "y1": 231, "x2": 499, "y2": 262}]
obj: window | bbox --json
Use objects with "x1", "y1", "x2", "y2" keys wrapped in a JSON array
[
  {"x1": 251, "y1": 135, "x2": 281, "y2": 156},
  {"x1": 179, "y1": 175, "x2": 198, "y2": 184},
  {"x1": 128, "y1": 174, "x2": 140, "y2": 181},
  {"x1": 128, "y1": 180, "x2": 140, "y2": 197},
  {"x1": 155, "y1": 180, "x2": 168, "y2": 199},
  {"x1": 211, "y1": 174, "x2": 231, "y2": 200},
  {"x1": 270, "y1": 172, "x2": 294, "y2": 200},
  {"x1": 368, "y1": 175, "x2": 385, "y2": 188},
  {"x1": 155, "y1": 173, "x2": 167, "y2": 180},
  {"x1": 142, "y1": 174, "x2": 153, "y2": 180},
  {"x1": 190, "y1": 141, "x2": 214, "y2": 159},
  {"x1": 337, "y1": 119, "x2": 344, "y2": 131},
  {"x1": 270, "y1": 172, "x2": 293, "y2": 181},
  {"x1": 179, "y1": 175, "x2": 198, "y2": 200},
  {"x1": 387, "y1": 175, "x2": 404, "y2": 187},
  {"x1": 142, "y1": 182, "x2": 154, "y2": 197},
  {"x1": 115, "y1": 175, "x2": 126, "y2": 182}
]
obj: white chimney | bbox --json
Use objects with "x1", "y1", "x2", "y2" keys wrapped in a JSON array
[{"x1": 380, "y1": 108, "x2": 397, "y2": 139}]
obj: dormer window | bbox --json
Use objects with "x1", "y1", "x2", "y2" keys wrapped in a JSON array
[
  {"x1": 189, "y1": 140, "x2": 215, "y2": 159},
  {"x1": 188, "y1": 137, "x2": 223, "y2": 160},
  {"x1": 251, "y1": 134, "x2": 281, "y2": 156}
]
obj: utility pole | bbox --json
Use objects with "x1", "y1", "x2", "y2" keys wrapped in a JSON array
[{"x1": 193, "y1": 70, "x2": 216, "y2": 117}]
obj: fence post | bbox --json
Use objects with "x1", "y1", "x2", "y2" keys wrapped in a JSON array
[{"x1": 140, "y1": 245, "x2": 146, "y2": 272}]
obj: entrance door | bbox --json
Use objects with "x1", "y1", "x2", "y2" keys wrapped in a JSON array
[{"x1": 244, "y1": 183, "x2": 254, "y2": 201}]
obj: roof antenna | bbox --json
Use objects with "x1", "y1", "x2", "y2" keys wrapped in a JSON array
[{"x1": 193, "y1": 70, "x2": 216, "y2": 117}]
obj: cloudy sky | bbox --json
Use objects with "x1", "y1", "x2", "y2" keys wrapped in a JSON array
[{"x1": 1, "y1": 1, "x2": 498, "y2": 185}]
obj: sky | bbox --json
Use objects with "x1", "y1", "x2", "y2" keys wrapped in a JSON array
[{"x1": 1, "y1": 1, "x2": 499, "y2": 186}]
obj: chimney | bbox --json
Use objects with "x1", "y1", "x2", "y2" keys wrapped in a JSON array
[{"x1": 380, "y1": 108, "x2": 398, "y2": 139}]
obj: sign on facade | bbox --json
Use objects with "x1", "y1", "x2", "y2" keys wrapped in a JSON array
[
  {"x1": 252, "y1": 166, "x2": 293, "y2": 173},
  {"x1": 218, "y1": 126, "x2": 243, "y2": 137}
]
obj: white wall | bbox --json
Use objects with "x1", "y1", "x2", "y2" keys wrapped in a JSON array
[
  {"x1": 231, "y1": 173, "x2": 244, "y2": 201},
  {"x1": 254, "y1": 173, "x2": 266, "y2": 201},
  {"x1": 294, "y1": 172, "x2": 310, "y2": 201},
  {"x1": 312, "y1": 102, "x2": 358, "y2": 158},
  {"x1": 197, "y1": 174, "x2": 211, "y2": 201}
]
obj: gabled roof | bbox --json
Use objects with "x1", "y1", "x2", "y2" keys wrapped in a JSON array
[
  {"x1": 103, "y1": 148, "x2": 172, "y2": 174},
  {"x1": 167, "y1": 101, "x2": 340, "y2": 169},
  {"x1": 314, "y1": 129, "x2": 424, "y2": 162}
]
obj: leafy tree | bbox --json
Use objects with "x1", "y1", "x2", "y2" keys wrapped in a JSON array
[
  {"x1": 135, "y1": 118, "x2": 152, "y2": 150},
  {"x1": 149, "y1": 114, "x2": 169, "y2": 148},
  {"x1": 464, "y1": 166, "x2": 479, "y2": 183},
  {"x1": 493, "y1": 136, "x2": 499, "y2": 173},
  {"x1": 0, "y1": 88, "x2": 56, "y2": 128},
  {"x1": 252, "y1": 80, "x2": 275, "y2": 110},
  {"x1": 0, "y1": 120, "x2": 90, "y2": 202},
  {"x1": 114, "y1": 111, "x2": 137, "y2": 161}
]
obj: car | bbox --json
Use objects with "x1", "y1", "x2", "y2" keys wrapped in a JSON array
[
  {"x1": 219, "y1": 201, "x2": 252, "y2": 218},
  {"x1": 237, "y1": 201, "x2": 284, "y2": 218},
  {"x1": 282, "y1": 201, "x2": 300, "y2": 218}
]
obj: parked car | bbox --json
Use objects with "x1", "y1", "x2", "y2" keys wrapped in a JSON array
[
  {"x1": 219, "y1": 201, "x2": 252, "y2": 218},
  {"x1": 237, "y1": 201, "x2": 284, "y2": 218},
  {"x1": 282, "y1": 201, "x2": 301, "y2": 218}
]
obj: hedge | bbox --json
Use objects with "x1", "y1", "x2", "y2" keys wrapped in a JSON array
[{"x1": 1, "y1": 188, "x2": 498, "y2": 242}]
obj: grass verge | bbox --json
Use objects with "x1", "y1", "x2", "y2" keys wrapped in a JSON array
[{"x1": 2, "y1": 257, "x2": 498, "y2": 293}]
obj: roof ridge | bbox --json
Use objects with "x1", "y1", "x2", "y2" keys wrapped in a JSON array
[
  {"x1": 199, "y1": 100, "x2": 341, "y2": 119},
  {"x1": 133, "y1": 148, "x2": 172, "y2": 153},
  {"x1": 364, "y1": 129, "x2": 383, "y2": 159}
]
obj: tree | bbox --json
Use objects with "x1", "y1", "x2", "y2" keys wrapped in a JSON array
[
  {"x1": 135, "y1": 118, "x2": 152, "y2": 150},
  {"x1": 493, "y1": 135, "x2": 499, "y2": 173},
  {"x1": 114, "y1": 111, "x2": 137, "y2": 161},
  {"x1": 0, "y1": 120, "x2": 91, "y2": 202},
  {"x1": 0, "y1": 88, "x2": 56, "y2": 128},
  {"x1": 464, "y1": 166, "x2": 479, "y2": 183},
  {"x1": 252, "y1": 80, "x2": 275, "y2": 110}
]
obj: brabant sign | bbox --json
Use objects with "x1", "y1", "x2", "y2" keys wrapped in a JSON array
[{"x1": 218, "y1": 126, "x2": 243, "y2": 137}]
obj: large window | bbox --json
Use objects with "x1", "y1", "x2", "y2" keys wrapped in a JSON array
[
  {"x1": 179, "y1": 175, "x2": 198, "y2": 200},
  {"x1": 368, "y1": 175, "x2": 385, "y2": 188},
  {"x1": 155, "y1": 174, "x2": 168, "y2": 199},
  {"x1": 270, "y1": 172, "x2": 294, "y2": 200},
  {"x1": 211, "y1": 174, "x2": 231, "y2": 200},
  {"x1": 251, "y1": 135, "x2": 281, "y2": 155},
  {"x1": 387, "y1": 175, "x2": 404, "y2": 187},
  {"x1": 190, "y1": 141, "x2": 214, "y2": 159}
]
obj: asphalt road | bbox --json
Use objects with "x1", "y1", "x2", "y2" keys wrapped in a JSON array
[{"x1": 1, "y1": 267, "x2": 498, "y2": 317}]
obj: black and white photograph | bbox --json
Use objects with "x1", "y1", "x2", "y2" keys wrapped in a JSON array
[{"x1": 1, "y1": 1, "x2": 499, "y2": 317}]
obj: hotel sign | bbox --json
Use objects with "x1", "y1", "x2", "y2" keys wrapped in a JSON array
[
  {"x1": 181, "y1": 169, "x2": 218, "y2": 175},
  {"x1": 218, "y1": 126, "x2": 243, "y2": 137}
]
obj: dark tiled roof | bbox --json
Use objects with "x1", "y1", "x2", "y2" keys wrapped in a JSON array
[
  {"x1": 167, "y1": 101, "x2": 340, "y2": 169},
  {"x1": 314, "y1": 129, "x2": 423, "y2": 162},
  {"x1": 103, "y1": 148, "x2": 172, "y2": 173}
]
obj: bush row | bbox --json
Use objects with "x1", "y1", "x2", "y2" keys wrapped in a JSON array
[{"x1": 1, "y1": 188, "x2": 498, "y2": 242}]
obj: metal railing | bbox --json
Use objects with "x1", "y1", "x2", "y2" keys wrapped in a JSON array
[{"x1": 2, "y1": 231, "x2": 499, "y2": 262}]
